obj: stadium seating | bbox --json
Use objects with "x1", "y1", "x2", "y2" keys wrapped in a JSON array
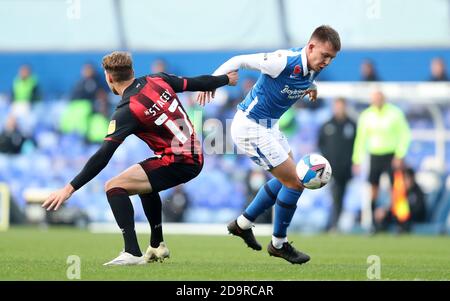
[{"x1": 1, "y1": 89, "x2": 448, "y2": 233}]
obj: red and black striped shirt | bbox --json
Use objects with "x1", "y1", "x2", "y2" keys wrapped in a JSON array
[{"x1": 70, "y1": 72, "x2": 229, "y2": 191}]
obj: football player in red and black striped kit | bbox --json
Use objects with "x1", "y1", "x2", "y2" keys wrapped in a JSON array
[{"x1": 43, "y1": 51, "x2": 238, "y2": 265}]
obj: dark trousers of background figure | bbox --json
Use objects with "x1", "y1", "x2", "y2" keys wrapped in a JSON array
[
  {"x1": 369, "y1": 153, "x2": 395, "y2": 231},
  {"x1": 376, "y1": 210, "x2": 411, "y2": 233},
  {"x1": 327, "y1": 177, "x2": 350, "y2": 231}
]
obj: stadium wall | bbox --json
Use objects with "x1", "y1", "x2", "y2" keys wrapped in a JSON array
[{"x1": 1, "y1": 49, "x2": 450, "y2": 97}]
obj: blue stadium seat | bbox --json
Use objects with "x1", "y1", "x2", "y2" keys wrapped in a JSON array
[
  {"x1": 290, "y1": 187, "x2": 332, "y2": 233},
  {"x1": 443, "y1": 107, "x2": 450, "y2": 129}
]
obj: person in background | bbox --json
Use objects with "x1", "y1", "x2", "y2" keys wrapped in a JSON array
[
  {"x1": 151, "y1": 59, "x2": 169, "y2": 74},
  {"x1": 352, "y1": 90, "x2": 411, "y2": 233},
  {"x1": 318, "y1": 97, "x2": 356, "y2": 232},
  {"x1": 12, "y1": 64, "x2": 40, "y2": 104},
  {"x1": 360, "y1": 59, "x2": 380, "y2": 81},
  {"x1": 71, "y1": 63, "x2": 112, "y2": 143},
  {"x1": 162, "y1": 186, "x2": 190, "y2": 223},
  {"x1": 0, "y1": 114, "x2": 27, "y2": 154},
  {"x1": 374, "y1": 166, "x2": 426, "y2": 233},
  {"x1": 71, "y1": 63, "x2": 108, "y2": 103},
  {"x1": 429, "y1": 57, "x2": 448, "y2": 81}
]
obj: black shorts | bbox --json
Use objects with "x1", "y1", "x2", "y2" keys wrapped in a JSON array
[
  {"x1": 139, "y1": 157, "x2": 202, "y2": 193},
  {"x1": 369, "y1": 153, "x2": 394, "y2": 185}
]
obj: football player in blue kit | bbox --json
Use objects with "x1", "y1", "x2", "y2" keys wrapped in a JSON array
[{"x1": 198, "y1": 25, "x2": 341, "y2": 264}]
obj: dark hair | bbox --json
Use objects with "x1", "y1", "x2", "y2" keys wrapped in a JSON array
[
  {"x1": 335, "y1": 97, "x2": 346, "y2": 104},
  {"x1": 102, "y1": 51, "x2": 133, "y2": 82},
  {"x1": 310, "y1": 25, "x2": 341, "y2": 51},
  {"x1": 404, "y1": 166, "x2": 415, "y2": 178}
]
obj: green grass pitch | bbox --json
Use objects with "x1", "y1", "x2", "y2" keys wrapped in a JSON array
[{"x1": 1, "y1": 227, "x2": 449, "y2": 280}]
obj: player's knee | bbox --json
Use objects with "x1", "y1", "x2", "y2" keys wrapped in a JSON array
[
  {"x1": 104, "y1": 179, "x2": 113, "y2": 192},
  {"x1": 105, "y1": 177, "x2": 121, "y2": 192},
  {"x1": 278, "y1": 177, "x2": 303, "y2": 190},
  {"x1": 285, "y1": 181, "x2": 303, "y2": 191}
]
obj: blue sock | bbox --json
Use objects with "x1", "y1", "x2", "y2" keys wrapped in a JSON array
[
  {"x1": 243, "y1": 178, "x2": 282, "y2": 221},
  {"x1": 273, "y1": 186, "x2": 303, "y2": 237}
]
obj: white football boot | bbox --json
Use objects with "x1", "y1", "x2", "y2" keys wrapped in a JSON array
[
  {"x1": 103, "y1": 251, "x2": 145, "y2": 266},
  {"x1": 143, "y1": 242, "x2": 170, "y2": 263}
]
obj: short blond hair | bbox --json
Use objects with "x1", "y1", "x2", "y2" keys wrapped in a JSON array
[{"x1": 102, "y1": 51, "x2": 133, "y2": 82}]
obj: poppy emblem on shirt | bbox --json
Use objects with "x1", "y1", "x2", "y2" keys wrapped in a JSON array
[
  {"x1": 107, "y1": 120, "x2": 116, "y2": 135},
  {"x1": 294, "y1": 65, "x2": 301, "y2": 75}
]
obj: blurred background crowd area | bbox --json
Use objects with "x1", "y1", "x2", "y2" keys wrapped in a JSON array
[{"x1": 1, "y1": 0, "x2": 450, "y2": 233}]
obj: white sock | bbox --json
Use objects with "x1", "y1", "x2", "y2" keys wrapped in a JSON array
[
  {"x1": 272, "y1": 236, "x2": 288, "y2": 249},
  {"x1": 237, "y1": 215, "x2": 253, "y2": 230}
]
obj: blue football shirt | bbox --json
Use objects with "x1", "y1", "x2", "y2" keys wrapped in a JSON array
[{"x1": 238, "y1": 47, "x2": 320, "y2": 126}]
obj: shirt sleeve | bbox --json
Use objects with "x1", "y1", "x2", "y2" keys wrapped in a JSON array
[
  {"x1": 153, "y1": 72, "x2": 186, "y2": 93},
  {"x1": 154, "y1": 72, "x2": 229, "y2": 93},
  {"x1": 184, "y1": 75, "x2": 229, "y2": 91},
  {"x1": 212, "y1": 50, "x2": 288, "y2": 78},
  {"x1": 104, "y1": 107, "x2": 139, "y2": 143},
  {"x1": 70, "y1": 107, "x2": 139, "y2": 191},
  {"x1": 70, "y1": 140, "x2": 120, "y2": 191}
]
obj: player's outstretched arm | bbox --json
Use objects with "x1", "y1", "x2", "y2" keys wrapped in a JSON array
[
  {"x1": 212, "y1": 53, "x2": 263, "y2": 76},
  {"x1": 42, "y1": 140, "x2": 120, "y2": 211},
  {"x1": 195, "y1": 71, "x2": 238, "y2": 106},
  {"x1": 184, "y1": 71, "x2": 238, "y2": 91},
  {"x1": 212, "y1": 51, "x2": 286, "y2": 77},
  {"x1": 155, "y1": 71, "x2": 237, "y2": 95},
  {"x1": 200, "y1": 54, "x2": 261, "y2": 106},
  {"x1": 197, "y1": 51, "x2": 287, "y2": 106}
]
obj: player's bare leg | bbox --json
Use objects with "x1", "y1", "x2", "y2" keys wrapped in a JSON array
[
  {"x1": 104, "y1": 164, "x2": 152, "y2": 195},
  {"x1": 270, "y1": 156, "x2": 302, "y2": 190}
]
